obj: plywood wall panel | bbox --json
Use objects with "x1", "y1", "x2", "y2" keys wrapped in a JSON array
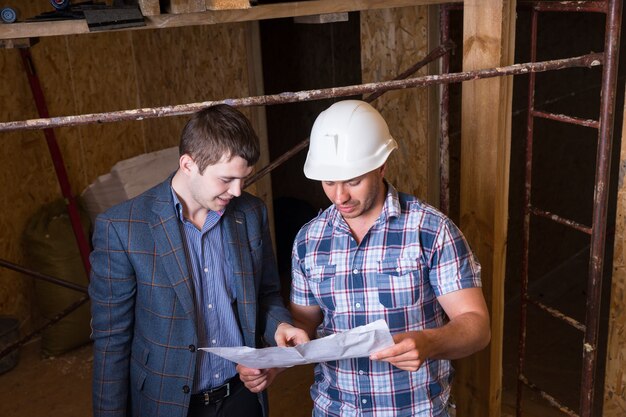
[
  {"x1": 64, "y1": 32, "x2": 145, "y2": 187},
  {"x1": 29, "y1": 37, "x2": 86, "y2": 195},
  {"x1": 0, "y1": 45, "x2": 60, "y2": 330},
  {"x1": 1, "y1": 2, "x2": 258, "y2": 336},
  {"x1": 131, "y1": 23, "x2": 250, "y2": 153},
  {"x1": 360, "y1": 7, "x2": 430, "y2": 201},
  {"x1": 0, "y1": 1, "x2": 263, "y2": 340}
]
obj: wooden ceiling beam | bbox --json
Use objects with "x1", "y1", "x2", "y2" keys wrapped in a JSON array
[{"x1": 0, "y1": 0, "x2": 450, "y2": 40}]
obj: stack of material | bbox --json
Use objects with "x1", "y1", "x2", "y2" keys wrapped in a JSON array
[
  {"x1": 156, "y1": 0, "x2": 251, "y2": 14},
  {"x1": 81, "y1": 147, "x2": 179, "y2": 222}
]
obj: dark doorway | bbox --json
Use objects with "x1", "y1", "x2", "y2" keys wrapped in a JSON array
[{"x1": 259, "y1": 13, "x2": 362, "y2": 294}]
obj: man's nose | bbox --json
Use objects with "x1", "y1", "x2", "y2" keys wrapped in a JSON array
[
  {"x1": 229, "y1": 180, "x2": 243, "y2": 197},
  {"x1": 334, "y1": 184, "x2": 349, "y2": 204}
]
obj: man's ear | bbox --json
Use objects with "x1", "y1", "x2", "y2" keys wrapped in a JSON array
[
  {"x1": 379, "y1": 163, "x2": 387, "y2": 177},
  {"x1": 179, "y1": 154, "x2": 196, "y2": 175}
]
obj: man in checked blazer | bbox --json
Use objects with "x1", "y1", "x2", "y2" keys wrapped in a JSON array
[{"x1": 89, "y1": 105, "x2": 309, "y2": 417}]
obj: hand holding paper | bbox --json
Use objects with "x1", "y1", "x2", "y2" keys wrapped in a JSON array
[{"x1": 200, "y1": 319, "x2": 394, "y2": 369}]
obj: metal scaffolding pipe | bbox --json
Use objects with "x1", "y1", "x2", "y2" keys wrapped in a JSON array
[
  {"x1": 0, "y1": 296, "x2": 90, "y2": 359},
  {"x1": 245, "y1": 40, "x2": 455, "y2": 189},
  {"x1": 0, "y1": 258, "x2": 88, "y2": 294},
  {"x1": 581, "y1": 0, "x2": 622, "y2": 415},
  {"x1": 0, "y1": 53, "x2": 603, "y2": 134},
  {"x1": 439, "y1": 4, "x2": 453, "y2": 216}
]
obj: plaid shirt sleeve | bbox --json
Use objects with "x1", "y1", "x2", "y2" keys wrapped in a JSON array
[
  {"x1": 427, "y1": 216, "x2": 482, "y2": 296},
  {"x1": 290, "y1": 228, "x2": 319, "y2": 307}
]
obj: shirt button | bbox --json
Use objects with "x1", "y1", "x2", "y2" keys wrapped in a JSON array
[
  {"x1": 188, "y1": 344, "x2": 196, "y2": 352},
  {"x1": 182, "y1": 385, "x2": 190, "y2": 394},
  {"x1": 212, "y1": 339, "x2": 217, "y2": 344},
  {"x1": 208, "y1": 304, "x2": 213, "y2": 309},
  {"x1": 355, "y1": 303, "x2": 361, "y2": 308},
  {"x1": 396, "y1": 267, "x2": 401, "y2": 273},
  {"x1": 362, "y1": 399, "x2": 367, "y2": 404},
  {"x1": 204, "y1": 267, "x2": 209, "y2": 273},
  {"x1": 352, "y1": 268, "x2": 359, "y2": 274},
  {"x1": 358, "y1": 370, "x2": 364, "y2": 375},
  {"x1": 214, "y1": 373, "x2": 220, "y2": 379}
]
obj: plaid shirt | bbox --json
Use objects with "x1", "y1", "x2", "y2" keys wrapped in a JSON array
[{"x1": 291, "y1": 183, "x2": 481, "y2": 417}]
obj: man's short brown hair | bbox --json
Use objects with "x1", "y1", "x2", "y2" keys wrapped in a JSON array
[{"x1": 180, "y1": 105, "x2": 260, "y2": 173}]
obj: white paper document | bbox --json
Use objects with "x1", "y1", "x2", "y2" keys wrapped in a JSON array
[{"x1": 199, "y1": 319, "x2": 394, "y2": 369}]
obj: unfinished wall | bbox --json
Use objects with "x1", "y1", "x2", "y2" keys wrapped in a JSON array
[
  {"x1": 605, "y1": 93, "x2": 626, "y2": 416},
  {"x1": 0, "y1": 0, "x2": 256, "y2": 334},
  {"x1": 361, "y1": 6, "x2": 431, "y2": 200}
]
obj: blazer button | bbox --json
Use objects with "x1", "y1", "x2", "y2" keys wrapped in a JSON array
[
  {"x1": 188, "y1": 344, "x2": 196, "y2": 352},
  {"x1": 182, "y1": 385, "x2": 190, "y2": 394}
]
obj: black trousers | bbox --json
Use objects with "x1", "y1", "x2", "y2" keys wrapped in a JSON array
[{"x1": 187, "y1": 379, "x2": 263, "y2": 417}]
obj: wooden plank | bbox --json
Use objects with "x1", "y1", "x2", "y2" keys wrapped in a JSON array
[
  {"x1": 64, "y1": 31, "x2": 146, "y2": 189},
  {"x1": 206, "y1": 0, "x2": 250, "y2": 10},
  {"x1": 293, "y1": 13, "x2": 348, "y2": 24},
  {"x1": 456, "y1": 0, "x2": 515, "y2": 416},
  {"x1": 0, "y1": 0, "x2": 450, "y2": 40},
  {"x1": 137, "y1": 0, "x2": 161, "y2": 16},
  {"x1": 164, "y1": 0, "x2": 206, "y2": 14},
  {"x1": 603, "y1": 86, "x2": 626, "y2": 416}
]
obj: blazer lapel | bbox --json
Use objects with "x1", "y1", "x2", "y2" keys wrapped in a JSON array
[
  {"x1": 222, "y1": 208, "x2": 257, "y2": 347},
  {"x1": 150, "y1": 181, "x2": 195, "y2": 316}
]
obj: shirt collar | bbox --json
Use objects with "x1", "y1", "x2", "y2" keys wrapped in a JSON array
[
  {"x1": 170, "y1": 187, "x2": 223, "y2": 229},
  {"x1": 328, "y1": 180, "x2": 400, "y2": 232}
]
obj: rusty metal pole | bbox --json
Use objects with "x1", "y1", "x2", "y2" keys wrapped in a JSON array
[
  {"x1": 581, "y1": 0, "x2": 622, "y2": 415},
  {"x1": 439, "y1": 4, "x2": 452, "y2": 216},
  {"x1": 246, "y1": 42, "x2": 455, "y2": 189},
  {"x1": 517, "y1": 7, "x2": 539, "y2": 417},
  {"x1": 0, "y1": 54, "x2": 603, "y2": 133}
]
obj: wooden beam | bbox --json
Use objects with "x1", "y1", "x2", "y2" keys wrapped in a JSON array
[
  {"x1": 0, "y1": 0, "x2": 449, "y2": 40},
  {"x1": 457, "y1": 0, "x2": 515, "y2": 416},
  {"x1": 603, "y1": 85, "x2": 626, "y2": 416},
  {"x1": 293, "y1": 12, "x2": 348, "y2": 24},
  {"x1": 206, "y1": 0, "x2": 251, "y2": 10},
  {"x1": 163, "y1": 0, "x2": 206, "y2": 14}
]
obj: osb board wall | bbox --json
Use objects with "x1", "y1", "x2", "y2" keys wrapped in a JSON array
[
  {"x1": 360, "y1": 6, "x2": 430, "y2": 201},
  {"x1": 0, "y1": 8, "x2": 254, "y2": 333},
  {"x1": 604, "y1": 96, "x2": 626, "y2": 415}
]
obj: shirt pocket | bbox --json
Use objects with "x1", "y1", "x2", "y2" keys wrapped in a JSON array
[
  {"x1": 376, "y1": 258, "x2": 421, "y2": 309},
  {"x1": 306, "y1": 264, "x2": 344, "y2": 312}
]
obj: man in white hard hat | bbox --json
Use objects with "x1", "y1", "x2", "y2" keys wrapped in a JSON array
[{"x1": 239, "y1": 100, "x2": 491, "y2": 416}]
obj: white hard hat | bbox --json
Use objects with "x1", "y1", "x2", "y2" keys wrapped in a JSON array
[{"x1": 304, "y1": 100, "x2": 398, "y2": 181}]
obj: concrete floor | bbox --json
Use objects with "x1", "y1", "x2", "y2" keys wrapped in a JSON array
[
  {"x1": 0, "y1": 337, "x2": 570, "y2": 417},
  {"x1": 0, "y1": 339, "x2": 314, "y2": 417}
]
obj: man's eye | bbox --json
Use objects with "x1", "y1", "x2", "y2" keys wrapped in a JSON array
[{"x1": 348, "y1": 181, "x2": 360, "y2": 187}]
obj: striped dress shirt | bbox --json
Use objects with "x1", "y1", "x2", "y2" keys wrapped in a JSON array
[{"x1": 172, "y1": 190, "x2": 243, "y2": 392}]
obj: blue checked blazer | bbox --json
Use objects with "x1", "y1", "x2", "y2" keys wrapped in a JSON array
[{"x1": 89, "y1": 175, "x2": 292, "y2": 417}]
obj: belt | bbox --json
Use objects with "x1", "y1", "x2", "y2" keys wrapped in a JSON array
[{"x1": 190, "y1": 377, "x2": 241, "y2": 406}]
